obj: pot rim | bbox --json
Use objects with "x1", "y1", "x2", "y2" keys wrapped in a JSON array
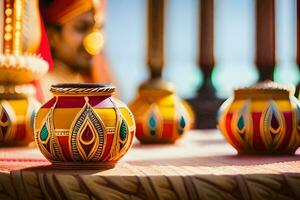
[
  {"x1": 50, "y1": 83, "x2": 115, "y2": 96},
  {"x1": 234, "y1": 81, "x2": 294, "y2": 99},
  {"x1": 138, "y1": 78, "x2": 174, "y2": 94}
]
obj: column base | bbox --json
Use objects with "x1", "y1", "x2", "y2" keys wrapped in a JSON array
[{"x1": 187, "y1": 97, "x2": 224, "y2": 129}]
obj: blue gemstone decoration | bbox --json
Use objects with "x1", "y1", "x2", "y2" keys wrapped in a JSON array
[
  {"x1": 179, "y1": 116, "x2": 186, "y2": 129},
  {"x1": 237, "y1": 115, "x2": 245, "y2": 131},
  {"x1": 119, "y1": 119, "x2": 127, "y2": 141},
  {"x1": 149, "y1": 114, "x2": 156, "y2": 129},
  {"x1": 40, "y1": 124, "x2": 49, "y2": 141}
]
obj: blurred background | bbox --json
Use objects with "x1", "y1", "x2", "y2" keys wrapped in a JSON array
[{"x1": 105, "y1": 0, "x2": 299, "y2": 103}]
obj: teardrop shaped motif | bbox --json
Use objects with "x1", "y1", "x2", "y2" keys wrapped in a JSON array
[
  {"x1": 179, "y1": 116, "x2": 186, "y2": 129},
  {"x1": 236, "y1": 101, "x2": 250, "y2": 135},
  {"x1": 269, "y1": 106, "x2": 281, "y2": 134},
  {"x1": 1, "y1": 110, "x2": 8, "y2": 124},
  {"x1": 78, "y1": 119, "x2": 98, "y2": 159},
  {"x1": 71, "y1": 102, "x2": 105, "y2": 161},
  {"x1": 237, "y1": 115, "x2": 245, "y2": 131},
  {"x1": 0, "y1": 108, "x2": 10, "y2": 138},
  {"x1": 40, "y1": 124, "x2": 49, "y2": 142},
  {"x1": 149, "y1": 113, "x2": 157, "y2": 129},
  {"x1": 0, "y1": 126, "x2": 8, "y2": 139},
  {"x1": 145, "y1": 104, "x2": 164, "y2": 138},
  {"x1": 119, "y1": 119, "x2": 127, "y2": 142},
  {"x1": 177, "y1": 116, "x2": 186, "y2": 135},
  {"x1": 148, "y1": 112, "x2": 157, "y2": 136},
  {"x1": 270, "y1": 113, "x2": 280, "y2": 131},
  {"x1": 79, "y1": 121, "x2": 96, "y2": 145}
]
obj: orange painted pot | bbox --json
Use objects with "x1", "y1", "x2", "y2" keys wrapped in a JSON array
[
  {"x1": 218, "y1": 81, "x2": 300, "y2": 154},
  {"x1": 0, "y1": 85, "x2": 40, "y2": 146},
  {"x1": 129, "y1": 80, "x2": 193, "y2": 144},
  {"x1": 34, "y1": 83, "x2": 135, "y2": 169}
]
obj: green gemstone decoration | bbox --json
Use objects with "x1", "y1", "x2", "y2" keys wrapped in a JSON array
[
  {"x1": 150, "y1": 130, "x2": 156, "y2": 136},
  {"x1": 149, "y1": 114, "x2": 156, "y2": 129},
  {"x1": 179, "y1": 116, "x2": 186, "y2": 129},
  {"x1": 237, "y1": 115, "x2": 245, "y2": 131},
  {"x1": 40, "y1": 124, "x2": 49, "y2": 141},
  {"x1": 119, "y1": 119, "x2": 127, "y2": 141}
]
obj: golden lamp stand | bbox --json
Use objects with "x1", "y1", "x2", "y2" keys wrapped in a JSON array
[{"x1": 0, "y1": 0, "x2": 48, "y2": 146}]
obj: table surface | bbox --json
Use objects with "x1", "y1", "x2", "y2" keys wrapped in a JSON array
[{"x1": 0, "y1": 130, "x2": 300, "y2": 200}]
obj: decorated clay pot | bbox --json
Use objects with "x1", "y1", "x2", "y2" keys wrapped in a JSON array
[
  {"x1": 129, "y1": 79, "x2": 193, "y2": 144},
  {"x1": 218, "y1": 81, "x2": 300, "y2": 154},
  {"x1": 0, "y1": 54, "x2": 48, "y2": 147},
  {"x1": 34, "y1": 83, "x2": 135, "y2": 169},
  {"x1": 0, "y1": 85, "x2": 41, "y2": 146}
]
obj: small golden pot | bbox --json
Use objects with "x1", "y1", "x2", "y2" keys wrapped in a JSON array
[
  {"x1": 218, "y1": 81, "x2": 300, "y2": 154},
  {"x1": 129, "y1": 79, "x2": 193, "y2": 144},
  {"x1": 34, "y1": 83, "x2": 135, "y2": 169},
  {"x1": 0, "y1": 85, "x2": 40, "y2": 146}
]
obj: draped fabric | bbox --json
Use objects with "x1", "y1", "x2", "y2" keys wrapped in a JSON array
[{"x1": 0, "y1": 130, "x2": 299, "y2": 199}]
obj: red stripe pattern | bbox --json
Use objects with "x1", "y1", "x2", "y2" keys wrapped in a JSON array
[{"x1": 220, "y1": 107, "x2": 299, "y2": 154}]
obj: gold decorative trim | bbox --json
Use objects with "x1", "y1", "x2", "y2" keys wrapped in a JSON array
[
  {"x1": 13, "y1": 0, "x2": 23, "y2": 55},
  {"x1": 105, "y1": 127, "x2": 116, "y2": 133},
  {"x1": 0, "y1": 54, "x2": 49, "y2": 84},
  {"x1": 55, "y1": 129, "x2": 69, "y2": 136},
  {"x1": 36, "y1": 110, "x2": 54, "y2": 160},
  {"x1": 261, "y1": 100, "x2": 285, "y2": 150},
  {"x1": 0, "y1": 84, "x2": 36, "y2": 98},
  {"x1": 69, "y1": 97, "x2": 106, "y2": 162},
  {"x1": 50, "y1": 83, "x2": 115, "y2": 96},
  {"x1": 36, "y1": 97, "x2": 58, "y2": 161},
  {"x1": 103, "y1": 98, "x2": 133, "y2": 161},
  {"x1": 3, "y1": 0, "x2": 14, "y2": 54},
  {"x1": 234, "y1": 81, "x2": 294, "y2": 99}
]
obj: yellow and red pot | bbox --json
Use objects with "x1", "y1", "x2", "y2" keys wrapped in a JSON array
[
  {"x1": 34, "y1": 83, "x2": 135, "y2": 169},
  {"x1": 129, "y1": 79, "x2": 193, "y2": 144},
  {"x1": 218, "y1": 81, "x2": 300, "y2": 154}
]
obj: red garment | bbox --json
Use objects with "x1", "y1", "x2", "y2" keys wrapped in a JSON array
[
  {"x1": 38, "y1": 15, "x2": 53, "y2": 70},
  {"x1": 33, "y1": 7, "x2": 53, "y2": 102}
]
